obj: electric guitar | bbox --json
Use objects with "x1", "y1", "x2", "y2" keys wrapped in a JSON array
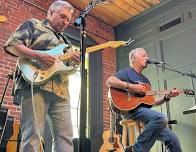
[
  {"x1": 109, "y1": 83, "x2": 195, "y2": 115},
  {"x1": 99, "y1": 109, "x2": 124, "y2": 152},
  {"x1": 18, "y1": 39, "x2": 134, "y2": 85}
]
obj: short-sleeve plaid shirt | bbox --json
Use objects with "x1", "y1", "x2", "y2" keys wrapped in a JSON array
[{"x1": 5, "y1": 18, "x2": 77, "y2": 101}]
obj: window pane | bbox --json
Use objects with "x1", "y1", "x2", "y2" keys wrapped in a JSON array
[{"x1": 69, "y1": 70, "x2": 80, "y2": 138}]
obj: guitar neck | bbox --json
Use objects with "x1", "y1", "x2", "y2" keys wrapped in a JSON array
[
  {"x1": 58, "y1": 41, "x2": 126, "y2": 61},
  {"x1": 109, "y1": 110, "x2": 116, "y2": 137},
  {"x1": 147, "y1": 90, "x2": 184, "y2": 96},
  {"x1": 86, "y1": 42, "x2": 121, "y2": 53}
]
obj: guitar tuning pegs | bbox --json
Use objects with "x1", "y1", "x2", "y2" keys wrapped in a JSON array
[
  {"x1": 125, "y1": 38, "x2": 134, "y2": 46},
  {"x1": 183, "y1": 88, "x2": 195, "y2": 96}
]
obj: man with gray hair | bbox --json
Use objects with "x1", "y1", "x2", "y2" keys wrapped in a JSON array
[
  {"x1": 107, "y1": 48, "x2": 182, "y2": 152},
  {"x1": 5, "y1": 0, "x2": 79, "y2": 151}
]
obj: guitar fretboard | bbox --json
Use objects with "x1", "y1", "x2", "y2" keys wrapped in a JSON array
[
  {"x1": 58, "y1": 41, "x2": 126, "y2": 61},
  {"x1": 146, "y1": 90, "x2": 184, "y2": 96}
]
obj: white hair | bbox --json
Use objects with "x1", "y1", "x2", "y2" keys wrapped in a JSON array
[
  {"x1": 129, "y1": 48, "x2": 144, "y2": 66},
  {"x1": 47, "y1": 0, "x2": 74, "y2": 16}
]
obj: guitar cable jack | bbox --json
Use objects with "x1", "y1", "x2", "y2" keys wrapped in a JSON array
[{"x1": 33, "y1": 71, "x2": 38, "y2": 80}]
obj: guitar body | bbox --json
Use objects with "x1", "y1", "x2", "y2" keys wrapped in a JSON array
[
  {"x1": 109, "y1": 83, "x2": 155, "y2": 115},
  {"x1": 17, "y1": 44, "x2": 73, "y2": 85},
  {"x1": 6, "y1": 122, "x2": 20, "y2": 152},
  {"x1": 99, "y1": 130, "x2": 123, "y2": 152}
]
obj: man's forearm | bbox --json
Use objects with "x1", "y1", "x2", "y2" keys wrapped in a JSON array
[
  {"x1": 106, "y1": 76, "x2": 127, "y2": 89},
  {"x1": 13, "y1": 44, "x2": 38, "y2": 59},
  {"x1": 155, "y1": 95, "x2": 171, "y2": 106},
  {"x1": 154, "y1": 97, "x2": 165, "y2": 106}
]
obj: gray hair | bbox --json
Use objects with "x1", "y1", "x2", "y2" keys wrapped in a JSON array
[
  {"x1": 47, "y1": 0, "x2": 74, "y2": 16},
  {"x1": 129, "y1": 48, "x2": 144, "y2": 66}
]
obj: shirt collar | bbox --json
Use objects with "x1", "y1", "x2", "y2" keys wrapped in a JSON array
[{"x1": 42, "y1": 19, "x2": 63, "y2": 35}]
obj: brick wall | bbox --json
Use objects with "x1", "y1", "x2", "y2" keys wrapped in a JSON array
[{"x1": 0, "y1": 0, "x2": 116, "y2": 129}]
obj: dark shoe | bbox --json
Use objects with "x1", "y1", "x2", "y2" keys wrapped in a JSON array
[{"x1": 125, "y1": 145, "x2": 133, "y2": 152}]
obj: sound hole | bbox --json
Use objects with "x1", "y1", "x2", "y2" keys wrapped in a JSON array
[{"x1": 108, "y1": 136, "x2": 115, "y2": 144}]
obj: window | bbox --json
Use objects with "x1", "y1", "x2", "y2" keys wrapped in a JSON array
[
  {"x1": 69, "y1": 70, "x2": 81, "y2": 138},
  {"x1": 159, "y1": 17, "x2": 182, "y2": 32},
  {"x1": 69, "y1": 45, "x2": 90, "y2": 138}
]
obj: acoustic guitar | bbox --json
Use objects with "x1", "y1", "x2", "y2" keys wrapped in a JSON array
[
  {"x1": 6, "y1": 122, "x2": 20, "y2": 152},
  {"x1": 99, "y1": 110, "x2": 124, "y2": 152},
  {"x1": 109, "y1": 83, "x2": 195, "y2": 115},
  {"x1": 18, "y1": 39, "x2": 133, "y2": 85}
]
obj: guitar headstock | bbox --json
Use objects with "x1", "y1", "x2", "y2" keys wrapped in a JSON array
[
  {"x1": 124, "y1": 38, "x2": 135, "y2": 46},
  {"x1": 106, "y1": 38, "x2": 134, "y2": 48},
  {"x1": 183, "y1": 89, "x2": 195, "y2": 96}
]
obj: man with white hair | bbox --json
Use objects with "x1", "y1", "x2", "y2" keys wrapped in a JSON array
[
  {"x1": 5, "y1": 1, "x2": 79, "y2": 151},
  {"x1": 107, "y1": 48, "x2": 182, "y2": 152}
]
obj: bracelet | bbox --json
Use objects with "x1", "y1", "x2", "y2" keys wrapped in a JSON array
[{"x1": 164, "y1": 95, "x2": 170, "y2": 101}]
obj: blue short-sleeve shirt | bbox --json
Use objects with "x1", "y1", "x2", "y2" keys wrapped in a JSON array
[{"x1": 116, "y1": 67, "x2": 151, "y2": 85}]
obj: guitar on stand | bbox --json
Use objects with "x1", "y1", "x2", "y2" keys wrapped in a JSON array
[
  {"x1": 0, "y1": 74, "x2": 14, "y2": 151},
  {"x1": 99, "y1": 107, "x2": 124, "y2": 152}
]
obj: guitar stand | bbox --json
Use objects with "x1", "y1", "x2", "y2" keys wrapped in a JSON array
[
  {"x1": 124, "y1": 145, "x2": 134, "y2": 152},
  {"x1": 0, "y1": 73, "x2": 14, "y2": 151},
  {"x1": 108, "y1": 105, "x2": 126, "y2": 152}
]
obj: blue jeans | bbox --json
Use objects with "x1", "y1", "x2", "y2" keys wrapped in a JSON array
[
  {"x1": 123, "y1": 107, "x2": 182, "y2": 152},
  {"x1": 19, "y1": 88, "x2": 73, "y2": 152}
]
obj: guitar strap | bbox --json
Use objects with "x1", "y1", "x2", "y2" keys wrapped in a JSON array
[
  {"x1": 12, "y1": 68, "x2": 22, "y2": 105},
  {"x1": 58, "y1": 33, "x2": 72, "y2": 50},
  {"x1": 41, "y1": 19, "x2": 73, "y2": 52}
]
